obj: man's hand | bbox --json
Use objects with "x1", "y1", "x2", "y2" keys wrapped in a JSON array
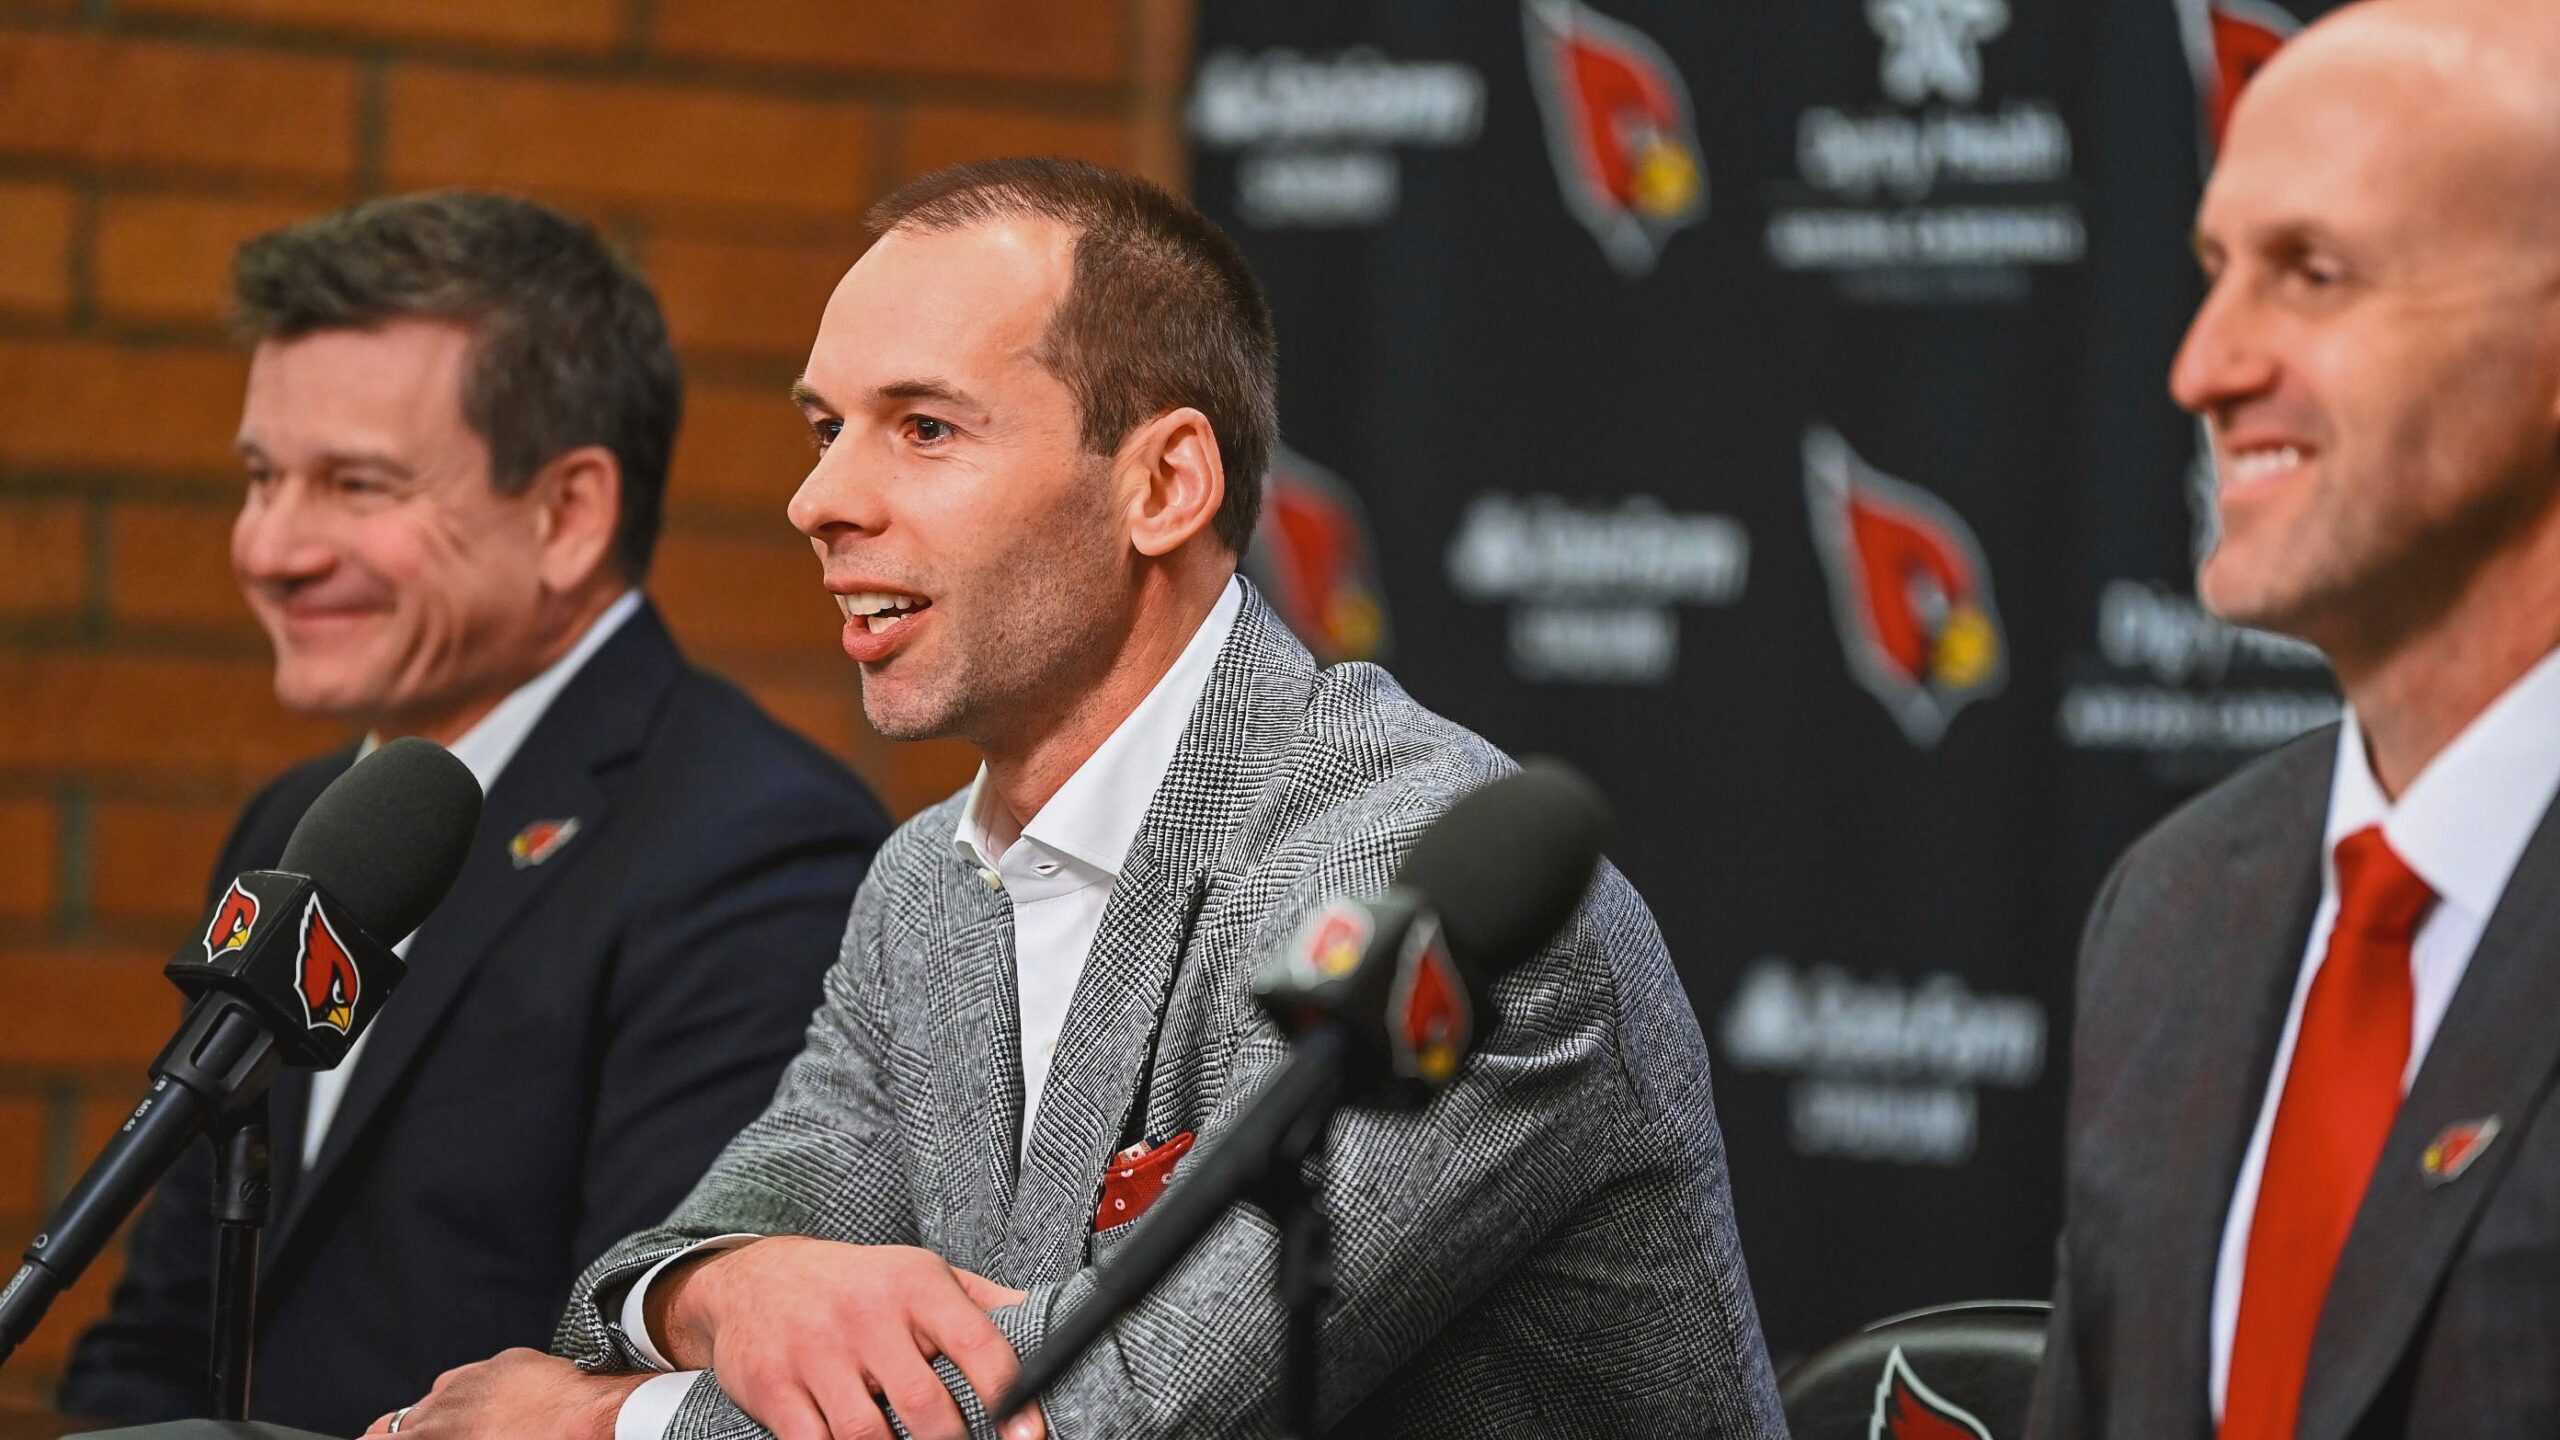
[
  {"x1": 360, "y1": 1349, "x2": 646, "y2": 1439},
  {"x1": 654, "y1": 1236, "x2": 1044, "y2": 1440}
]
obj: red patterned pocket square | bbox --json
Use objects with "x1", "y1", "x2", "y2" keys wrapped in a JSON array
[{"x1": 1096, "y1": 1131, "x2": 1194, "y2": 1233}]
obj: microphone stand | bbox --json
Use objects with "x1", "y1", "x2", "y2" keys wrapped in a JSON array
[
  {"x1": 997, "y1": 1029, "x2": 1353, "y2": 1436},
  {"x1": 208, "y1": 1095, "x2": 271, "y2": 1419},
  {"x1": 1256, "y1": 1103, "x2": 1333, "y2": 1439}
]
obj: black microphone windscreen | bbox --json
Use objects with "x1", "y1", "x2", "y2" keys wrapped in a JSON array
[
  {"x1": 1395, "y1": 760, "x2": 1609, "y2": 983},
  {"x1": 278, "y1": 736, "x2": 482, "y2": 945}
]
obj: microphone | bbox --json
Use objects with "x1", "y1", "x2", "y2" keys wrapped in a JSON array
[
  {"x1": 0, "y1": 737, "x2": 481, "y2": 1366},
  {"x1": 996, "y1": 760, "x2": 1610, "y2": 1423},
  {"x1": 1250, "y1": 759, "x2": 1612, "y2": 1110}
]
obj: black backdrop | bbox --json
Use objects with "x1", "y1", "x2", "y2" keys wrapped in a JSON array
[{"x1": 1198, "y1": 0, "x2": 2338, "y2": 1358}]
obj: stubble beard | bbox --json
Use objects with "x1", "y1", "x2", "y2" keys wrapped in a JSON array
[{"x1": 857, "y1": 466, "x2": 1127, "y2": 746}]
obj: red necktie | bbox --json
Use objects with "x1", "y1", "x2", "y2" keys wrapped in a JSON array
[{"x1": 2222, "y1": 826, "x2": 2435, "y2": 1440}]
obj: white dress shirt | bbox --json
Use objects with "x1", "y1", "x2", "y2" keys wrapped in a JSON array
[
  {"x1": 615, "y1": 578, "x2": 1244, "y2": 1440},
  {"x1": 300, "y1": 589, "x2": 642, "y2": 1167},
  {"x1": 2207, "y1": 642, "x2": 2560, "y2": 1419}
]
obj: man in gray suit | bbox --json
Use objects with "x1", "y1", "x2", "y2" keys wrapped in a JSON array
[
  {"x1": 364, "y1": 159, "x2": 1784, "y2": 1440},
  {"x1": 2029, "y1": 3, "x2": 2560, "y2": 1438}
]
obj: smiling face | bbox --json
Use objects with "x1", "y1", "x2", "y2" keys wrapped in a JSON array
[
  {"x1": 2171, "y1": 15, "x2": 2560, "y2": 657},
  {"x1": 232, "y1": 319, "x2": 566, "y2": 739},
  {"x1": 789, "y1": 218, "x2": 1139, "y2": 747}
]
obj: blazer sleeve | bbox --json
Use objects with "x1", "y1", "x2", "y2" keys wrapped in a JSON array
[
  {"x1": 2024, "y1": 852, "x2": 2135, "y2": 1440},
  {"x1": 568, "y1": 796, "x2": 875, "y2": 1275},
  {"x1": 556, "y1": 871, "x2": 914, "y2": 1374}
]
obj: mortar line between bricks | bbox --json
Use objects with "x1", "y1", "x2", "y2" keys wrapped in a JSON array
[
  {"x1": 357, "y1": 53, "x2": 389, "y2": 196},
  {"x1": 65, "y1": 179, "x2": 100, "y2": 332},
  {"x1": 621, "y1": 0, "x2": 655, "y2": 65},
  {"x1": 80, "y1": 489, "x2": 110, "y2": 642},
  {"x1": 54, "y1": 778, "x2": 91, "y2": 940},
  {"x1": 42, "y1": 1077, "x2": 82, "y2": 1208}
]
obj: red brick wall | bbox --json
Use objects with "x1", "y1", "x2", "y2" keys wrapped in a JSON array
[{"x1": 0, "y1": 0, "x2": 1189, "y2": 1401}]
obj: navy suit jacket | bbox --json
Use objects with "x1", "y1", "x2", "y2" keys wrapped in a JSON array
[{"x1": 60, "y1": 603, "x2": 889, "y2": 1437}]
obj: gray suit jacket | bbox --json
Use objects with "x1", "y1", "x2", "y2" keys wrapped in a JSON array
[
  {"x1": 2028, "y1": 725, "x2": 2560, "y2": 1440},
  {"x1": 557, "y1": 587, "x2": 1784, "y2": 1438}
]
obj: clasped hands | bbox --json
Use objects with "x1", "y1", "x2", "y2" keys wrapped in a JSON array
[{"x1": 362, "y1": 1238, "x2": 1045, "y2": 1440}]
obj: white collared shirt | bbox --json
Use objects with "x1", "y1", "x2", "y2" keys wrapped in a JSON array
[
  {"x1": 953, "y1": 575, "x2": 1244, "y2": 1155},
  {"x1": 615, "y1": 578, "x2": 1243, "y2": 1440},
  {"x1": 300, "y1": 589, "x2": 642, "y2": 1167},
  {"x1": 2208, "y1": 642, "x2": 2560, "y2": 1418}
]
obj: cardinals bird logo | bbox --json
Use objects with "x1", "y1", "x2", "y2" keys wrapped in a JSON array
[
  {"x1": 509, "y1": 817, "x2": 582, "y2": 870},
  {"x1": 2181, "y1": 0, "x2": 2299, "y2": 154},
  {"x1": 1870, "y1": 1346, "x2": 1995, "y2": 1440},
  {"x1": 296, "y1": 895, "x2": 362, "y2": 1036},
  {"x1": 1805, "y1": 426, "x2": 2007, "y2": 747},
  {"x1": 202, "y1": 881, "x2": 260, "y2": 963},
  {"x1": 1524, "y1": 0, "x2": 1708, "y2": 276},
  {"x1": 1245, "y1": 446, "x2": 1392, "y2": 665},
  {"x1": 1390, "y1": 923, "x2": 1468, "y2": 1085}
]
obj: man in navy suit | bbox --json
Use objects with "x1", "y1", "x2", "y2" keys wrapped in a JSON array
[{"x1": 58, "y1": 191, "x2": 890, "y2": 1437}]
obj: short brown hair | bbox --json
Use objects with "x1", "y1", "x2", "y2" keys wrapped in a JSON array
[
  {"x1": 233, "y1": 191, "x2": 684, "y2": 581},
  {"x1": 866, "y1": 158, "x2": 1278, "y2": 553}
]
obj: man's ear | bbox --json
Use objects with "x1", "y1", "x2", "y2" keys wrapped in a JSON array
[
  {"x1": 531, "y1": 444, "x2": 624, "y2": 593},
  {"x1": 1117, "y1": 407, "x2": 1227, "y2": 558}
]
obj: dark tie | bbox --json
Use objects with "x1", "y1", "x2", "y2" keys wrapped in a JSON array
[{"x1": 2222, "y1": 825, "x2": 2435, "y2": 1440}]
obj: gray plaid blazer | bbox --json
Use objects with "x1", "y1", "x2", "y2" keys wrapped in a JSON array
[
  {"x1": 557, "y1": 585, "x2": 1784, "y2": 1438},
  {"x1": 2028, "y1": 725, "x2": 2560, "y2": 1440}
]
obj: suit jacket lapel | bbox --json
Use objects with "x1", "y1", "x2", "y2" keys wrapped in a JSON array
[
  {"x1": 2123, "y1": 732, "x2": 2331, "y2": 1435},
  {"x1": 2181, "y1": 753, "x2": 2344, "y2": 1424},
  {"x1": 268, "y1": 605, "x2": 681, "y2": 1254},
  {"x1": 2302, "y1": 791, "x2": 2560, "y2": 1440},
  {"x1": 1002, "y1": 586, "x2": 1312, "y2": 1283},
  {"x1": 921, "y1": 852, "x2": 1026, "y2": 1266}
]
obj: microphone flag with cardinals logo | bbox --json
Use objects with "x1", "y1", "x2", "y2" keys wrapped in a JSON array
[
  {"x1": 1869, "y1": 1346, "x2": 1994, "y2": 1440},
  {"x1": 1524, "y1": 0, "x2": 1707, "y2": 276},
  {"x1": 297, "y1": 893, "x2": 362, "y2": 1035},
  {"x1": 1804, "y1": 426, "x2": 2008, "y2": 747},
  {"x1": 203, "y1": 880, "x2": 260, "y2": 962}
]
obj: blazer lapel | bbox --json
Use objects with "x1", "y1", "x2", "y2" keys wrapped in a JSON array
[
  {"x1": 921, "y1": 850, "x2": 1027, "y2": 1268},
  {"x1": 2115, "y1": 732, "x2": 2332, "y2": 1436},
  {"x1": 1002, "y1": 586, "x2": 1312, "y2": 1283},
  {"x1": 2301, "y1": 793, "x2": 2560, "y2": 1440},
  {"x1": 267, "y1": 605, "x2": 680, "y2": 1254}
]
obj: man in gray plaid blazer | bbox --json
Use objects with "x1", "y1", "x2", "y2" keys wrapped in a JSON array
[
  {"x1": 365, "y1": 159, "x2": 1782, "y2": 1440},
  {"x1": 2029, "y1": 4, "x2": 2560, "y2": 1437}
]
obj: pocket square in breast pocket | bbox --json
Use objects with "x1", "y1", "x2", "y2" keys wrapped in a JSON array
[{"x1": 1096, "y1": 1131, "x2": 1195, "y2": 1233}]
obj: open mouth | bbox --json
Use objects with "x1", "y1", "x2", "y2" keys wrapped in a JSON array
[
  {"x1": 837, "y1": 589, "x2": 931, "y2": 634},
  {"x1": 2221, "y1": 442, "x2": 2311, "y2": 493}
]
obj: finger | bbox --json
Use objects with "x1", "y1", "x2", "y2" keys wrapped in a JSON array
[
  {"x1": 806, "y1": 1369, "x2": 895, "y2": 1440},
  {"x1": 363, "y1": 1412, "x2": 399, "y2": 1436},
  {"x1": 914, "y1": 1295, "x2": 1021, "y2": 1426},
  {"x1": 1003, "y1": 1398, "x2": 1049, "y2": 1440},
  {"x1": 951, "y1": 1267, "x2": 1030, "y2": 1311},
  {"x1": 863, "y1": 1346, "x2": 967, "y2": 1440},
  {"x1": 742, "y1": 1381, "x2": 834, "y2": 1440}
]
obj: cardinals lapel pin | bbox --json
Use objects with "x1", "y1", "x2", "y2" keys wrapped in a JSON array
[
  {"x1": 2420, "y1": 1116, "x2": 2501, "y2": 1186},
  {"x1": 508, "y1": 817, "x2": 582, "y2": 870}
]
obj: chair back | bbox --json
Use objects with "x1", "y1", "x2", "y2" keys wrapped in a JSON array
[{"x1": 1778, "y1": 1299, "x2": 2051, "y2": 1439}]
